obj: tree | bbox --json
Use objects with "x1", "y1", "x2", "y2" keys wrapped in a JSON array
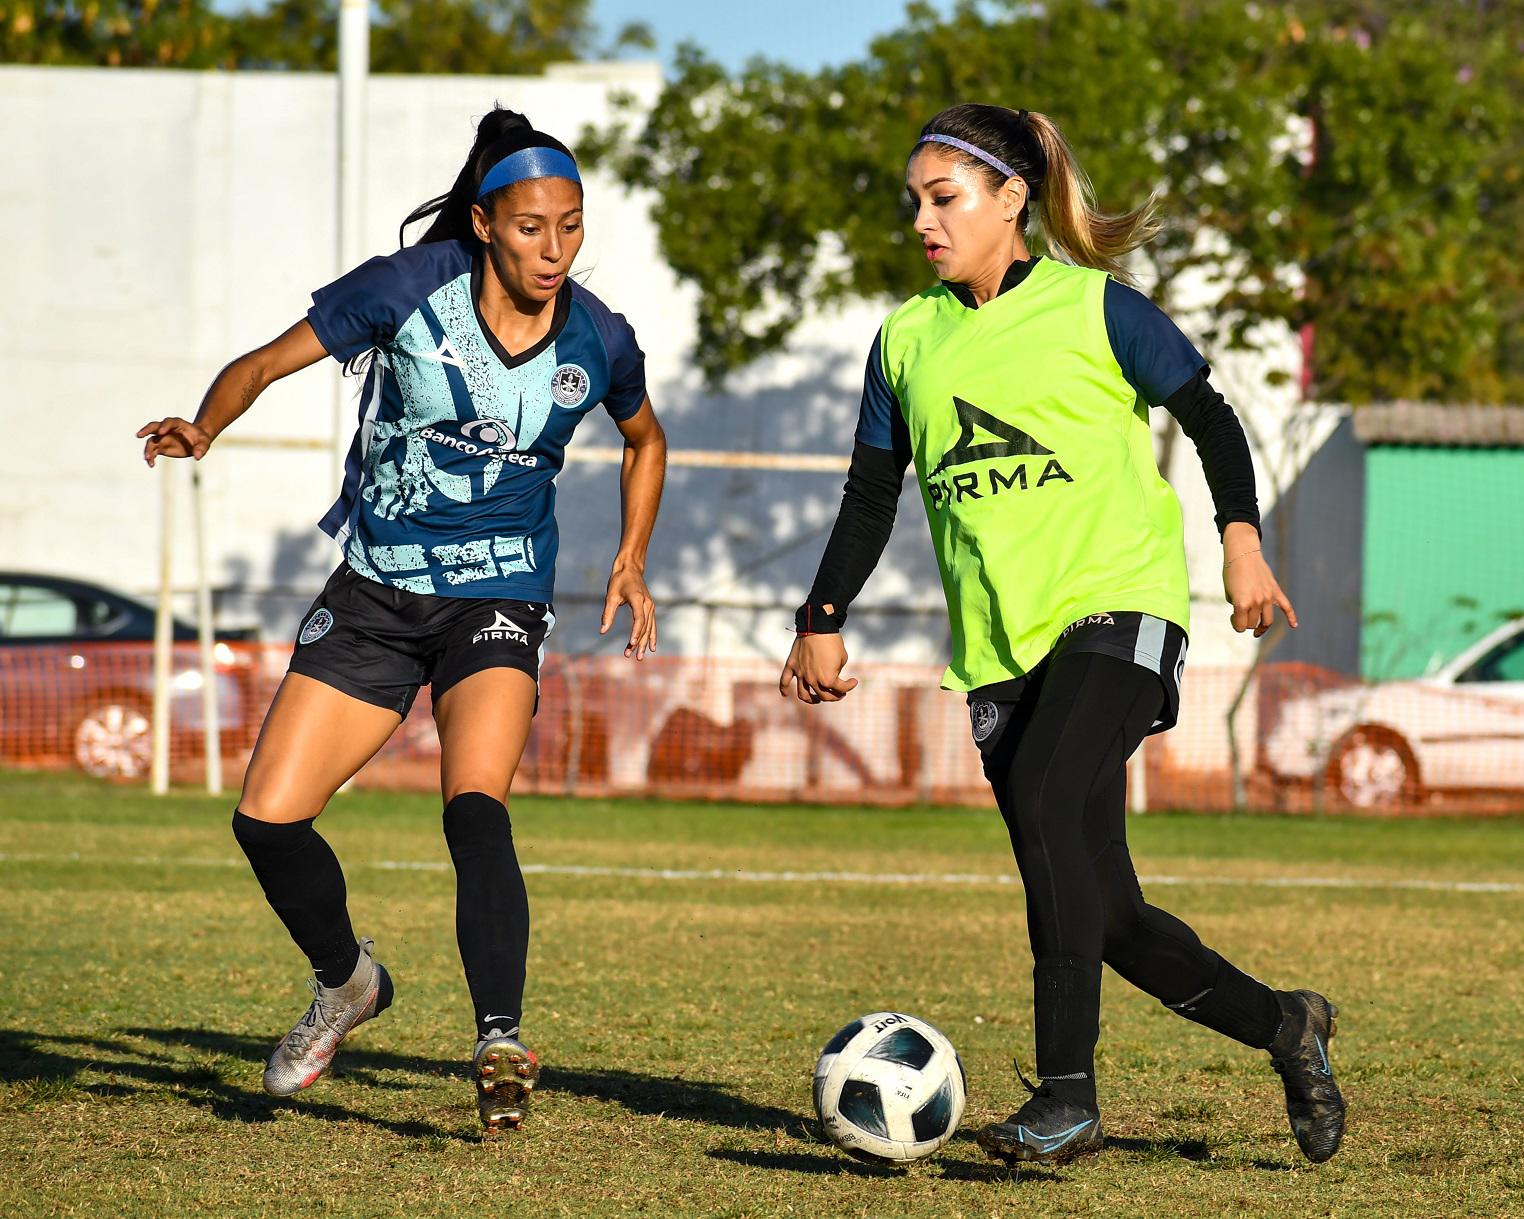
[
  {"x1": 2, "y1": 0, "x2": 654, "y2": 73},
  {"x1": 585, "y1": 0, "x2": 1524, "y2": 401},
  {"x1": 583, "y1": 0, "x2": 1297, "y2": 384},
  {"x1": 0, "y1": 0, "x2": 237, "y2": 68},
  {"x1": 1229, "y1": 2, "x2": 1524, "y2": 402}
]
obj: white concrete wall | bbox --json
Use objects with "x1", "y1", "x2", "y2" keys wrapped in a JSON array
[{"x1": 0, "y1": 64, "x2": 1332, "y2": 679}]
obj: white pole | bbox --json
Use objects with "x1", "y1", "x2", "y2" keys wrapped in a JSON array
[
  {"x1": 334, "y1": 0, "x2": 370, "y2": 488},
  {"x1": 150, "y1": 465, "x2": 177, "y2": 795},
  {"x1": 191, "y1": 466, "x2": 223, "y2": 795}
]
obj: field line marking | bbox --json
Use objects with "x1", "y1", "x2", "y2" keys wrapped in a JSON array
[{"x1": 0, "y1": 851, "x2": 1520, "y2": 894}]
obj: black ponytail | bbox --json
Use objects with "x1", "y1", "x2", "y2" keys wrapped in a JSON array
[{"x1": 399, "y1": 106, "x2": 535, "y2": 246}]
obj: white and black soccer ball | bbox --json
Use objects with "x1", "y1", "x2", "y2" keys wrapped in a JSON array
[{"x1": 813, "y1": 1011, "x2": 966, "y2": 1163}]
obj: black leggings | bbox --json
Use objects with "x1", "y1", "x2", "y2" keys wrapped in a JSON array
[{"x1": 979, "y1": 650, "x2": 1280, "y2": 1094}]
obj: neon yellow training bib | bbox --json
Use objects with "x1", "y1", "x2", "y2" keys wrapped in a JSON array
[{"x1": 878, "y1": 259, "x2": 1191, "y2": 690}]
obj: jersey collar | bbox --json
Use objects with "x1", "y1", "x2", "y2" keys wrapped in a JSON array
[
  {"x1": 943, "y1": 255, "x2": 1044, "y2": 310},
  {"x1": 470, "y1": 251, "x2": 573, "y2": 370}
]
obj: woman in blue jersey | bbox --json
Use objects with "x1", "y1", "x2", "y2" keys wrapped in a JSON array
[
  {"x1": 780, "y1": 105, "x2": 1344, "y2": 1166},
  {"x1": 137, "y1": 108, "x2": 666, "y2": 1133}
]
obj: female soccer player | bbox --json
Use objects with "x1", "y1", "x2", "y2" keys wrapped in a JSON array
[
  {"x1": 780, "y1": 105, "x2": 1345, "y2": 1165},
  {"x1": 137, "y1": 108, "x2": 666, "y2": 1133}
]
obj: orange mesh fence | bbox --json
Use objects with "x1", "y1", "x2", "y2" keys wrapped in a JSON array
[{"x1": 3, "y1": 643, "x2": 1521, "y2": 814}]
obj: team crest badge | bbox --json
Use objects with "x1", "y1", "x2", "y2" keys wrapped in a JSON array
[
  {"x1": 550, "y1": 363, "x2": 590, "y2": 407},
  {"x1": 299, "y1": 608, "x2": 334, "y2": 646},
  {"x1": 970, "y1": 700, "x2": 1000, "y2": 743}
]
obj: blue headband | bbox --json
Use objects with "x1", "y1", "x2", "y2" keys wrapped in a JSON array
[
  {"x1": 476, "y1": 146, "x2": 582, "y2": 199},
  {"x1": 915, "y1": 133, "x2": 1020, "y2": 182}
]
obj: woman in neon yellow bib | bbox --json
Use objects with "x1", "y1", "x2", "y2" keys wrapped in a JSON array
[{"x1": 780, "y1": 104, "x2": 1345, "y2": 1166}]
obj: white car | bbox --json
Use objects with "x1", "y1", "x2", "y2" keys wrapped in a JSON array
[{"x1": 1261, "y1": 617, "x2": 1524, "y2": 808}]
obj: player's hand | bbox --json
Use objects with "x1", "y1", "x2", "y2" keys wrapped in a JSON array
[
  {"x1": 138, "y1": 417, "x2": 213, "y2": 466},
  {"x1": 779, "y1": 634, "x2": 860, "y2": 704},
  {"x1": 1224, "y1": 548, "x2": 1298, "y2": 638},
  {"x1": 601, "y1": 566, "x2": 656, "y2": 660}
]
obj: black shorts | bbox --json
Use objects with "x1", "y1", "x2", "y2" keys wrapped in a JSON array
[
  {"x1": 967, "y1": 611, "x2": 1189, "y2": 748},
  {"x1": 287, "y1": 563, "x2": 554, "y2": 717}
]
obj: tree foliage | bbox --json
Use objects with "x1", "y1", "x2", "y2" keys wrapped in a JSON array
[
  {"x1": 0, "y1": 0, "x2": 652, "y2": 72},
  {"x1": 585, "y1": 0, "x2": 1524, "y2": 402},
  {"x1": 1, "y1": 0, "x2": 236, "y2": 67}
]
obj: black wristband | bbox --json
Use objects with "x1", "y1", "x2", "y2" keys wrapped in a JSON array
[{"x1": 794, "y1": 602, "x2": 847, "y2": 635}]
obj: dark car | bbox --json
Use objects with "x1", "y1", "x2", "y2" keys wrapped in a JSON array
[{"x1": 0, "y1": 572, "x2": 263, "y2": 779}]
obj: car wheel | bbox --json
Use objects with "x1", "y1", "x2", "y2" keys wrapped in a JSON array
[
  {"x1": 1323, "y1": 725, "x2": 1421, "y2": 811},
  {"x1": 72, "y1": 696, "x2": 153, "y2": 780}
]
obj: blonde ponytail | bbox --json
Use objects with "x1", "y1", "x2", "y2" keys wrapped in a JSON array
[{"x1": 1024, "y1": 111, "x2": 1160, "y2": 286}]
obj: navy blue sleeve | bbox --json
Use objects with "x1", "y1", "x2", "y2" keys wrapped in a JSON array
[
  {"x1": 1103, "y1": 279, "x2": 1208, "y2": 405},
  {"x1": 574, "y1": 288, "x2": 647, "y2": 422},
  {"x1": 308, "y1": 248, "x2": 444, "y2": 363},
  {"x1": 854, "y1": 331, "x2": 909, "y2": 452},
  {"x1": 600, "y1": 313, "x2": 647, "y2": 423}
]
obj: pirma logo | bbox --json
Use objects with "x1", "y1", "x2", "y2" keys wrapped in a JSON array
[
  {"x1": 970, "y1": 699, "x2": 1000, "y2": 743},
  {"x1": 925, "y1": 396, "x2": 1073, "y2": 509},
  {"x1": 472, "y1": 610, "x2": 530, "y2": 646},
  {"x1": 299, "y1": 608, "x2": 334, "y2": 646},
  {"x1": 1060, "y1": 613, "x2": 1116, "y2": 640},
  {"x1": 550, "y1": 363, "x2": 590, "y2": 408}
]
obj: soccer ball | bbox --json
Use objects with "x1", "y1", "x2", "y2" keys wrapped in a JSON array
[{"x1": 813, "y1": 1011, "x2": 966, "y2": 1163}]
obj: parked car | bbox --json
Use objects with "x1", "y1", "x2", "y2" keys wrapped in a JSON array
[
  {"x1": 1261, "y1": 617, "x2": 1524, "y2": 808},
  {"x1": 0, "y1": 572, "x2": 261, "y2": 780}
]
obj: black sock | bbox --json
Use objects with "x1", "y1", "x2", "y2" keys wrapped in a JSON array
[
  {"x1": 1266, "y1": 991, "x2": 1307, "y2": 1056},
  {"x1": 443, "y1": 792, "x2": 530, "y2": 1039},
  {"x1": 232, "y1": 811, "x2": 359, "y2": 987},
  {"x1": 1164, "y1": 958, "x2": 1283, "y2": 1049},
  {"x1": 1032, "y1": 956, "x2": 1101, "y2": 1109}
]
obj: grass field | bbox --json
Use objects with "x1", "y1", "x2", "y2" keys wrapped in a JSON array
[{"x1": 2, "y1": 769, "x2": 1522, "y2": 1217}]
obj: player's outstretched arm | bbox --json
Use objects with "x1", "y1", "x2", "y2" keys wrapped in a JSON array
[
  {"x1": 137, "y1": 319, "x2": 329, "y2": 466},
  {"x1": 600, "y1": 397, "x2": 666, "y2": 660},
  {"x1": 779, "y1": 439, "x2": 908, "y2": 705}
]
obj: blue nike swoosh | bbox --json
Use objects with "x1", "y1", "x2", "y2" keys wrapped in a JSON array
[{"x1": 1017, "y1": 1118, "x2": 1095, "y2": 1151}]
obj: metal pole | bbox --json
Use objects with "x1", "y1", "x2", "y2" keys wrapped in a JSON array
[
  {"x1": 150, "y1": 465, "x2": 177, "y2": 794},
  {"x1": 191, "y1": 466, "x2": 223, "y2": 795},
  {"x1": 334, "y1": 0, "x2": 370, "y2": 489}
]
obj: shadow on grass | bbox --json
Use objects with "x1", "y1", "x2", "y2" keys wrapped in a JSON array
[
  {"x1": 706, "y1": 1147, "x2": 1065, "y2": 1184},
  {"x1": 544, "y1": 1064, "x2": 805, "y2": 1135},
  {"x1": 0, "y1": 1026, "x2": 466, "y2": 1141},
  {"x1": 1108, "y1": 1134, "x2": 1212, "y2": 1162},
  {"x1": 937, "y1": 1158, "x2": 1062, "y2": 1184},
  {"x1": 2, "y1": 1028, "x2": 810, "y2": 1144},
  {"x1": 706, "y1": 1147, "x2": 901, "y2": 1178}
]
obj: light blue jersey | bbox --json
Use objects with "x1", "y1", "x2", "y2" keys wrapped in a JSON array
[{"x1": 308, "y1": 240, "x2": 646, "y2": 601}]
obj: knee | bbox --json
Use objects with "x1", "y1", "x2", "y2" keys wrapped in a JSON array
[
  {"x1": 232, "y1": 808, "x2": 315, "y2": 854},
  {"x1": 1101, "y1": 909, "x2": 1143, "y2": 965},
  {"x1": 1098, "y1": 880, "x2": 1149, "y2": 962},
  {"x1": 237, "y1": 774, "x2": 325, "y2": 824},
  {"x1": 1004, "y1": 773, "x2": 1086, "y2": 855},
  {"x1": 442, "y1": 792, "x2": 512, "y2": 859}
]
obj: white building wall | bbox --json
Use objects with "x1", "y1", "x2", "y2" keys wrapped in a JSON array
[{"x1": 1, "y1": 64, "x2": 1327, "y2": 692}]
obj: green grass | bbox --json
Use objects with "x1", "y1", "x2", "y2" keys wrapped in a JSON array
[{"x1": 2, "y1": 770, "x2": 1523, "y2": 1217}]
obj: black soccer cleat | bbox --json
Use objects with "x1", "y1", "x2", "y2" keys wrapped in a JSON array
[
  {"x1": 1268, "y1": 989, "x2": 1345, "y2": 1163},
  {"x1": 977, "y1": 1074, "x2": 1103, "y2": 1166}
]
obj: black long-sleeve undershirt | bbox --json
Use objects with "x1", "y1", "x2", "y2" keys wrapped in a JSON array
[
  {"x1": 802, "y1": 371, "x2": 1261, "y2": 627},
  {"x1": 1162, "y1": 370, "x2": 1261, "y2": 538},
  {"x1": 803, "y1": 437, "x2": 910, "y2": 624}
]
